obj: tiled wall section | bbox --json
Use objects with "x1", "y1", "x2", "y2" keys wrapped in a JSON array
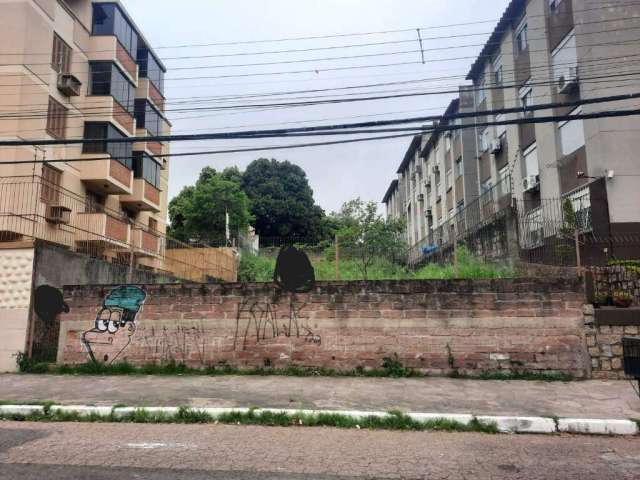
[
  {"x1": 0, "y1": 247, "x2": 34, "y2": 372},
  {"x1": 59, "y1": 278, "x2": 589, "y2": 377}
]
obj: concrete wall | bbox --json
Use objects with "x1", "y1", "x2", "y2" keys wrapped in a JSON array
[
  {"x1": 0, "y1": 247, "x2": 35, "y2": 372},
  {"x1": 33, "y1": 241, "x2": 179, "y2": 289},
  {"x1": 58, "y1": 278, "x2": 590, "y2": 377}
]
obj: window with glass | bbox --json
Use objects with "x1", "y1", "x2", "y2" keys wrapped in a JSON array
[
  {"x1": 455, "y1": 157, "x2": 463, "y2": 177},
  {"x1": 516, "y1": 20, "x2": 528, "y2": 53},
  {"x1": 137, "y1": 46, "x2": 165, "y2": 95},
  {"x1": 135, "y1": 100, "x2": 163, "y2": 136},
  {"x1": 475, "y1": 76, "x2": 486, "y2": 106},
  {"x1": 82, "y1": 122, "x2": 132, "y2": 169},
  {"x1": 92, "y1": 3, "x2": 138, "y2": 58},
  {"x1": 446, "y1": 169, "x2": 453, "y2": 190},
  {"x1": 493, "y1": 55, "x2": 503, "y2": 85},
  {"x1": 519, "y1": 84, "x2": 533, "y2": 116},
  {"x1": 89, "y1": 62, "x2": 134, "y2": 114},
  {"x1": 132, "y1": 152, "x2": 161, "y2": 189},
  {"x1": 480, "y1": 128, "x2": 491, "y2": 152}
]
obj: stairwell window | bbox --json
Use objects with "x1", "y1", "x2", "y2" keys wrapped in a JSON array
[
  {"x1": 51, "y1": 33, "x2": 71, "y2": 73},
  {"x1": 46, "y1": 97, "x2": 67, "y2": 139}
]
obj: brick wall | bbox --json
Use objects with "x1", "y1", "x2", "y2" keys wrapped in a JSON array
[{"x1": 58, "y1": 279, "x2": 590, "y2": 377}]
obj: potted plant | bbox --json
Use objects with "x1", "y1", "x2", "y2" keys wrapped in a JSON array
[
  {"x1": 612, "y1": 290, "x2": 633, "y2": 308},
  {"x1": 593, "y1": 292, "x2": 609, "y2": 308}
]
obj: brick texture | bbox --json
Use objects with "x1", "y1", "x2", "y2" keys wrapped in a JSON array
[{"x1": 58, "y1": 279, "x2": 590, "y2": 377}]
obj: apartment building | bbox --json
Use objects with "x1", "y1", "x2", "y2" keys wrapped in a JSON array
[
  {"x1": 466, "y1": 0, "x2": 640, "y2": 260},
  {"x1": 0, "y1": 0, "x2": 171, "y2": 271},
  {"x1": 384, "y1": 0, "x2": 640, "y2": 263},
  {"x1": 383, "y1": 90, "x2": 480, "y2": 256}
]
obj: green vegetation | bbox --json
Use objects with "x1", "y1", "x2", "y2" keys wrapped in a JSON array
[
  {"x1": 239, "y1": 245, "x2": 512, "y2": 282},
  {"x1": 474, "y1": 371, "x2": 573, "y2": 382},
  {"x1": 0, "y1": 406, "x2": 498, "y2": 434}
]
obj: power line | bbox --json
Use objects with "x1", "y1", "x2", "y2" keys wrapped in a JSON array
[
  {"x1": 2, "y1": 92, "x2": 639, "y2": 147},
  {"x1": 4, "y1": 106, "x2": 640, "y2": 165}
]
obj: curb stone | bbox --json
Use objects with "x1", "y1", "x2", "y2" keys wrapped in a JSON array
[
  {"x1": 557, "y1": 418, "x2": 639, "y2": 435},
  {"x1": 0, "y1": 405, "x2": 637, "y2": 436}
]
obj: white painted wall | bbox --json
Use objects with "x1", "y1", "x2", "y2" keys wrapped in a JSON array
[{"x1": 0, "y1": 247, "x2": 34, "y2": 372}]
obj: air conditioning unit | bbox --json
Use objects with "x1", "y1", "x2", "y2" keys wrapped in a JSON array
[
  {"x1": 57, "y1": 74, "x2": 82, "y2": 97},
  {"x1": 424, "y1": 178, "x2": 431, "y2": 189},
  {"x1": 558, "y1": 67, "x2": 578, "y2": 94},
  {"x1": 522, "y1": 175, "x2": 540, "y2": 192},
  {"x1": 432, "y1": 165, "x2": 440, "y2": 174},
  {"x1": 417, "y1": 193, "x2": 424, "y2": 202},
  {"x1": 45, "y1": 205, "x2": 71, "y2": 224},
  {"x1": 426, "y1": 208, "x2": 433, "y2": 218},
  {"x1": 490, "y1": 138, "x2": 503, "y2": 154}
]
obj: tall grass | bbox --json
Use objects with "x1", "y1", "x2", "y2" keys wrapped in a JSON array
[{"x1": 239, "y1": 246, "x2": 512, "y2": 282}]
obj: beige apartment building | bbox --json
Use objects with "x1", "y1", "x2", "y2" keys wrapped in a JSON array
[
  {"x1": 0, "y1": 0, "x2": 171, "y2": 272},
  {"x1": 384, "y1": 0, "x2": 640, "y2": 264}
]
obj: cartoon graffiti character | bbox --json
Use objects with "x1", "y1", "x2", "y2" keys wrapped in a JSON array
[{"x1": 81, "y1": 286, "x2": 146, "y2": 364}]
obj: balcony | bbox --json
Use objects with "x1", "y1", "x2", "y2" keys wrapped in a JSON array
[
  {"x1": 132, "y1": 227, "x2": 161, "y2": 257},
  {"x1": 75, "y1": 212, "x2": 130, "y2": 249},
  {"x1": 87, "y1": 35, "x2": 137, "y2": 83},
  {"x1": 120, "y1": 179, "x2": 161, "y2": 212},
  {"x1": 78, "y1": 158, "x2": 133, "y2": 195},
  {"x1": 136, "y1": 78, "x2": 165, "y2": 112},
  {"x1": 133, "y1": 129, "x2": 164, "y2": 157}
]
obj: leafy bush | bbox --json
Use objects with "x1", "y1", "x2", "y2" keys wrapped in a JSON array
[{"x1": 238, "y1": 254, "x2": 275, "y2": 282}]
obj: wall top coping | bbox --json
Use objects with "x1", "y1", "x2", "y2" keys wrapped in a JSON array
[{"x1": 62, "y1": 278, "x2": 584, "y2": 298}]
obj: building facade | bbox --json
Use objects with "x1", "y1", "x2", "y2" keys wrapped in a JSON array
[
  {"x1": 384, "y1": 0, "x2": 640, "y2": 264},
  {"x1": 0, "y1": 0, "x2": 171, "y2": 272}
]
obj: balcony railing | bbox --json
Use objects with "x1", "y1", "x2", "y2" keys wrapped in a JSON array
[{"x1": 0, "y1": 176, "x2": 236, "y2": 282}]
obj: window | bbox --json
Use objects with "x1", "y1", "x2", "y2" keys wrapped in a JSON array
[
  {"x1": 89, "y1": 62, "x2": 135, "y2": 114},
  {"x1": 82, "y1": 122, "x2": 133, "y2": 169},
  {"x1": 480, "y1": 128, "x2": 491, "y2": 152},
  {"x1": 559, "y1": 107, "x2": 585, "y2": 156},
  {"x1": 475, "y1": 76, "x2": 486, "y2": 105},
  {"x1": 51, "y1": 33, "x2": 71, "y2": 73},
  {"x1": 444, "y1": 134, "x2": 452, "y2": 152},
  {"x1": 446, "y1": 169, "x2": 453, "y2": 190},
  {"x1": 481, "y1": 178, "x2": 493, "y2": 194},
  {"x1": 519, "y1": 84, "x2": 533, "y2": 116},
  {"x1": 495, "y1": 113, "x2": 507, "y2": 138},
  {"x1": 133, "y1": 152, "x2": 161, "y2": 189},
  {"x1": 493, "y1": 55, "x2": 503, "y2": 85},
  {"x1": 552, "y1": 31, "x2": 577, "y2": 89},
  {"x1": 523, "y1": 143, "x2": 539, "y2": 177},
  {"x1": 46, "y1": 97, "x2": 67, "y2": 139},
  {"x1": 549, "y1": 0, "x2": 563, "y2": 13},
  {"x1": 137, "y1": 46, "x2": 165, "y2": 94},
  {"x1": 149, "y1": 217, "x2": 158, "y2": 232},
  {"x1": 84, "y1": 191, "x2": 105, "y2": 214},
  {"x1": 135, "y1": 100, "x2": 163, "y2": 136},
  {"x1": 455, "y1": 157, "x2": 463, "y2": 177},
  {"x1": 41, "y1": 165, "x2": 62, "y2": 204},
  {"x1": 92, "y1": 3, "x2": 138, "y2": 58},
  {"x1": 516, "y1": 20, "x2": 528, "y2": 53}
]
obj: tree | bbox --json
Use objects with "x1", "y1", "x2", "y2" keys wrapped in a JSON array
[
  {"x1": 168, "y1": 167, "x2": 253, "y2": 245},
  {"x1": 242, "y1": 158, "x2": 326, "y2": 242},
  {"x1": 334, "y1": 198, "x2": 406, "y2": 279}
]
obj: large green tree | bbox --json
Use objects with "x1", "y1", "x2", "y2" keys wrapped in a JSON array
[
  {"x1": 168, "y1": 167, "x2": 253, "y2": 245},
  {"x1": 242, "y1": 158, "x2": 326, "y2": 241}
]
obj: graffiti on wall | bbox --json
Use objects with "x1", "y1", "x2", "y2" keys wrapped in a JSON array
[
  {"x1": 233, "y1": 246, "x2": 320, "y2": 350},
  {"x1": 133, "y1": 323, "x2": 207, "y2": 365},
  {"x1": 31, "y1": 285, "x2": 70, "y2": 362},
  {"x1": 81, "y1": 286, "x2": 146, "y2": 364}
]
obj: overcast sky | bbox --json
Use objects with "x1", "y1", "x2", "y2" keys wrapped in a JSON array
[{"x1": 121, "y1": 0, "x2": 510, "y2": 214}]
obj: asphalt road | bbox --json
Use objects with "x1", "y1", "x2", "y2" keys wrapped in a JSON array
[{"x1": 1, "y1": 421, "x2": 640, "y2": 479}]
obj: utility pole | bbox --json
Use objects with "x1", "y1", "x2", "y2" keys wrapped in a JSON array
[{"x1": 335, "y1": 234, "x2": 340, "y2": 280}]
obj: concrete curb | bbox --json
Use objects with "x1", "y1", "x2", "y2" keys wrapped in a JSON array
[{"x1": 0, "y1": 405, "x2": 637, "y2": 436}]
